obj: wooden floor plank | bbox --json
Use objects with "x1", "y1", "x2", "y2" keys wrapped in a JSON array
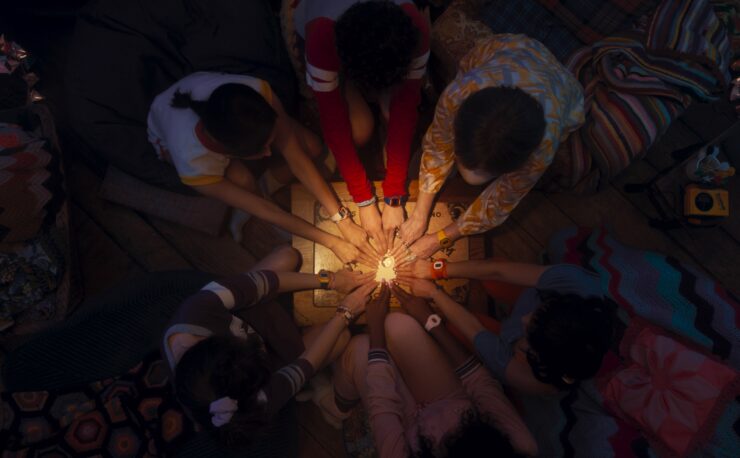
[
  {"x1": 148, "y1": 217, "x2": 257, "y2": 276},
  {"x1": 296, "y1": 402, "x2": 347, "y2": 458},
  {"x1": 71, "y1": 204, "x2": 144, "y2": 297},
  {"x1": 547, "y1": 179, "x2": 696, "y2": 262},
  {"x1": 612, "y1": 160, "x2": 740, "y2": 291},
  {"x1": 487, "y1": 219, "x2": 543, "y2": 262},
  {"x1": 298, "y1": 424, "x2": 336, "y2": 458},
  {"x1": 68, "y1": 164, "x2": 192, "y2": 272},
  {"x1": 509, "y1": 191, "x2": 578, "y2": 249}
]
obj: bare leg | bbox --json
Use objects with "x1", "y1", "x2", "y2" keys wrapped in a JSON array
[
  {"x1": 344, "y1": 81, "x2": 375, "y2": 147},
  {"x1": 301, "y1": 323, "x2": 351, "y2": 370},
  {"x1": 384, "y1": 312, "x2": 462, "y2": 404},
  {"x1": 225, "y1": 160, "x2": 258, "y2": 193},
  {"x1": 249, "y1": 245, "x2": 301, "y2": 272}
]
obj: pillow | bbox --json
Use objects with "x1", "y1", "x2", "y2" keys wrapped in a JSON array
[{"x1": 602, "y1": 320, "x2": 740, "y2": 457}]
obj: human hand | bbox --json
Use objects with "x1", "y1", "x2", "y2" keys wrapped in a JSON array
[
  {"x1": 408, "y1": 233, "x2": 441, "y2": 260},
  {"x1": 381, "y1": 205, "x2": 405, "y2": 249},
  {"x1": 394, "y1": 276, "x2": 438, "y2": 299},
  {"x1": 390, "y1": 283, "x2": 434, "y2": 325},
  {"x1": 339, "y1": 281, "x2": 377, "y2": 317},
  {"x1": 398, "y1": 211, "x2": 428, "y2": 247},
  {"x1": 359, "y1": 204, "x2": 388, "y2": 253},
  {"x1": 329, "y1": 238, "x2": 360, "y2": 264},
  {"x1": 366, "y1": 282, "x2": 391, "y2": 329},
  {"x1": 330, "y1": 268, "x2": 375, "y2": 294},
  {"x1": 395, "y1": 259, "x2": 433, "y2": 279},
  {"x1": 337, "y1": 217, "x2": 373, "y2": 252}
]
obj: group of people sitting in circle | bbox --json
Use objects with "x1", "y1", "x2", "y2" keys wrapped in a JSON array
[{"x1": 151, "y1": 0, "x2": 610, "y2": 456}]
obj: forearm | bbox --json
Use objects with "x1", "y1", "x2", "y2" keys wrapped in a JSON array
[
  {"x1": 200, "y1": 183, "x2": 336, "y2": 246},
  {"x1": 428, "y1": 324, "x2": 471, "y2": 368},
  {"x1": 430, "y1": 290, "x2": 484, "y2": 342},
  {"x1": 281, "y1": 125, "x2": 342, "y2": 216},
  {"x1": 275, "y1": 272, "x2": 321, "y2": 293},
  {"x1": 368, "y1": 320, "x2": 386, "y2": 349},
  {"x1": 447, "y1": 259, "x2": 545, "y2": 286},
  {"x1": 412, "y1": 190, "x2": 436, "y2": 220},
  {"x1": 300, "y1": 315, "x2": 347, "y2": 369}
]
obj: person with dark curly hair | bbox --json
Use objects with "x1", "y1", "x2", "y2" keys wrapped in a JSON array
[
  {"x1": 395, "y1": 259, "x2": 616, "y2": 396},
  {"x1": 290, "y1": 0, "x2": 431, "y2": 253}
]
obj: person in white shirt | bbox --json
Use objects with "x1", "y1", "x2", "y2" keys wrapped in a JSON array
[{"x1": 148, "y1": 72, "x2": 377, "y2": 264}]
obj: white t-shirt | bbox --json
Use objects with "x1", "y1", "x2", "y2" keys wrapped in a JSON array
[{"x1": 147, "y1": 72, "x2": 273, "y2": 186}]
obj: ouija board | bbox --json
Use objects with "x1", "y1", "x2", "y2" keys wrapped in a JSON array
[{"x1": 292, "y1": 181, "x2": 483, "y2": 326}]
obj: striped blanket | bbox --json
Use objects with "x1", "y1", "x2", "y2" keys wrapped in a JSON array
[
  {"x1": 542, "y1": 0, "x2": 732, "y2": 192},
  {"x1": 525, "y1": 227, "x2": 740, "y2": 457}
]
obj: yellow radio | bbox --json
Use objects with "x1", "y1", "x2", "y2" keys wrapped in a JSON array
[{"x1": 683, "y1": 184, "x2": 730, "y2": 218}]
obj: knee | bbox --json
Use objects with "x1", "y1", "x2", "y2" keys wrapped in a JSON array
[
  {"x1": 226, "y1": 162, "x2": 257, "y2": 192},
  {"x1": 341, "y1": 334, "x2": 369, "y2": 367},
  {"x1": 351, "y1": 111, "x2": 374, "y2": 147},
  {"x1": 272, "y1": 245, "x2": 302, "y2": 271},
  {"x1": 384, "y1": 312, "x2": 421, "y2": 341}
]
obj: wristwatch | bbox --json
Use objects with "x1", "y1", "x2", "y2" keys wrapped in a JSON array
[
  {"x1": 437, "y1": 229, "x2": 453, "y2": 249},
  {"x1": 383, "y1": 195, "x2": 407, "y2": 207},
  {"x1": 330, "y1": 206, "x2": 350, "y2": 222},
  {"x1": 431, "y1": 259, "x2": 448, "y2": 280},
  {"x1": 424, "y1": 314, "x2": 442, "y2": 332},
  {"x1": 336, "y1": 305, "x2": 355, "y2": 325},
  {"x1": 318, "y1": 270, "x2": 331, "y2": 289}
]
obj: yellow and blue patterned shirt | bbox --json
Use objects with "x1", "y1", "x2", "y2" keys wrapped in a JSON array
[{"x1": 420, "y1": 34, "x2": 584, "y2": 235}]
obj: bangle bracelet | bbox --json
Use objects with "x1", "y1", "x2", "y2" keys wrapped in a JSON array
[
  {"x1": 424, "y1": 314, "x2": 442, "y2": 332},
  {"x1": 336, "y1": 305, "x2": 355, "y2": 324},
  {"x1": 355, "y1": 196, "x2": 377, "y2": 207},
  {"x1": 430, "y1": 259, "x2": 448, "y2": 280}
]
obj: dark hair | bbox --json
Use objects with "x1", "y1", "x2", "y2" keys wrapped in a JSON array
[
  {"x1": 414, "y1": 409, "x2": 523, "y2": 458},
  {"x1": 175, "y1": 335, "x2": 272, "y2": 447},
  {"x1": 335, "y1": 1, "x2": 419, "y2": 91},
  {"x1": 526, "y1": 291, "x2": 615, "y2": 390},
  {"x1": 454, "y1": 87, "x2": 546, "y2": 175},
  {"x1": 171, "y1": 83, "x2": 277, "y2": 156}
]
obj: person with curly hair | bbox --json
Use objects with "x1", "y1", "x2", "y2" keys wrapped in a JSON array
[{"x1": 291, "y1": 0, "x2": 431, "y2": 253}]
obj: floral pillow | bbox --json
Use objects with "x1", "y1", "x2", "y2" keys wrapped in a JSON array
[{"x1": 602, "y1": 320, "x2": 740, "y2": 457}]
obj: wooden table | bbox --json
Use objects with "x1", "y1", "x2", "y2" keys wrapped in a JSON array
[{"x1": 292, "y1": 181, "x2": 483, "y2": 325}]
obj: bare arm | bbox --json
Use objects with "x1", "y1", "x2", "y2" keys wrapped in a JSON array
[
  {"x1": 196, "y1": 180, "x2": 340, "y2": 249},
  {"x1": 271, "y1": 98, "x2": 342, "y2": 216},
  {"x1": 447, "y1": 260, "x2": 547, "y2": 287},
  {"x1": 429, "y1": 289, "x2": 485, "y2": 343}
]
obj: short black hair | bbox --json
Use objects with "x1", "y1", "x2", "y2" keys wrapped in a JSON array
[
  {"x1": 414, "y1": 409, "x2": 523, "y2": 458},
  {"x1": 335, "y1": 0, "x2": 419, "y2": 91},
  {"x1": 526, "y1": 291, "x2": 615, "y2": 390},
  {"x1": 454, "y1": 87, "x2": 546, "y2": 175},
  {"x1": 171, "y1": 83, "x2": 277, "y2": 156},
  {"x1": 175, "y1": 335, "x2": 272, "y2": 447}
]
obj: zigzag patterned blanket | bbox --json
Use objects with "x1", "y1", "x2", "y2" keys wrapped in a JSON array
[{"x1": 525, "y1": 227, "x2": 740, "y2": 457}]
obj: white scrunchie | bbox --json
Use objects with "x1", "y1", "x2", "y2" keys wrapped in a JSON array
[
  {"x1": 209, "y1": 391, "x2": 268, "y2": 427},
  {"x1": 209, "y1": 397, "x2": 238, "y2": 427}
]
